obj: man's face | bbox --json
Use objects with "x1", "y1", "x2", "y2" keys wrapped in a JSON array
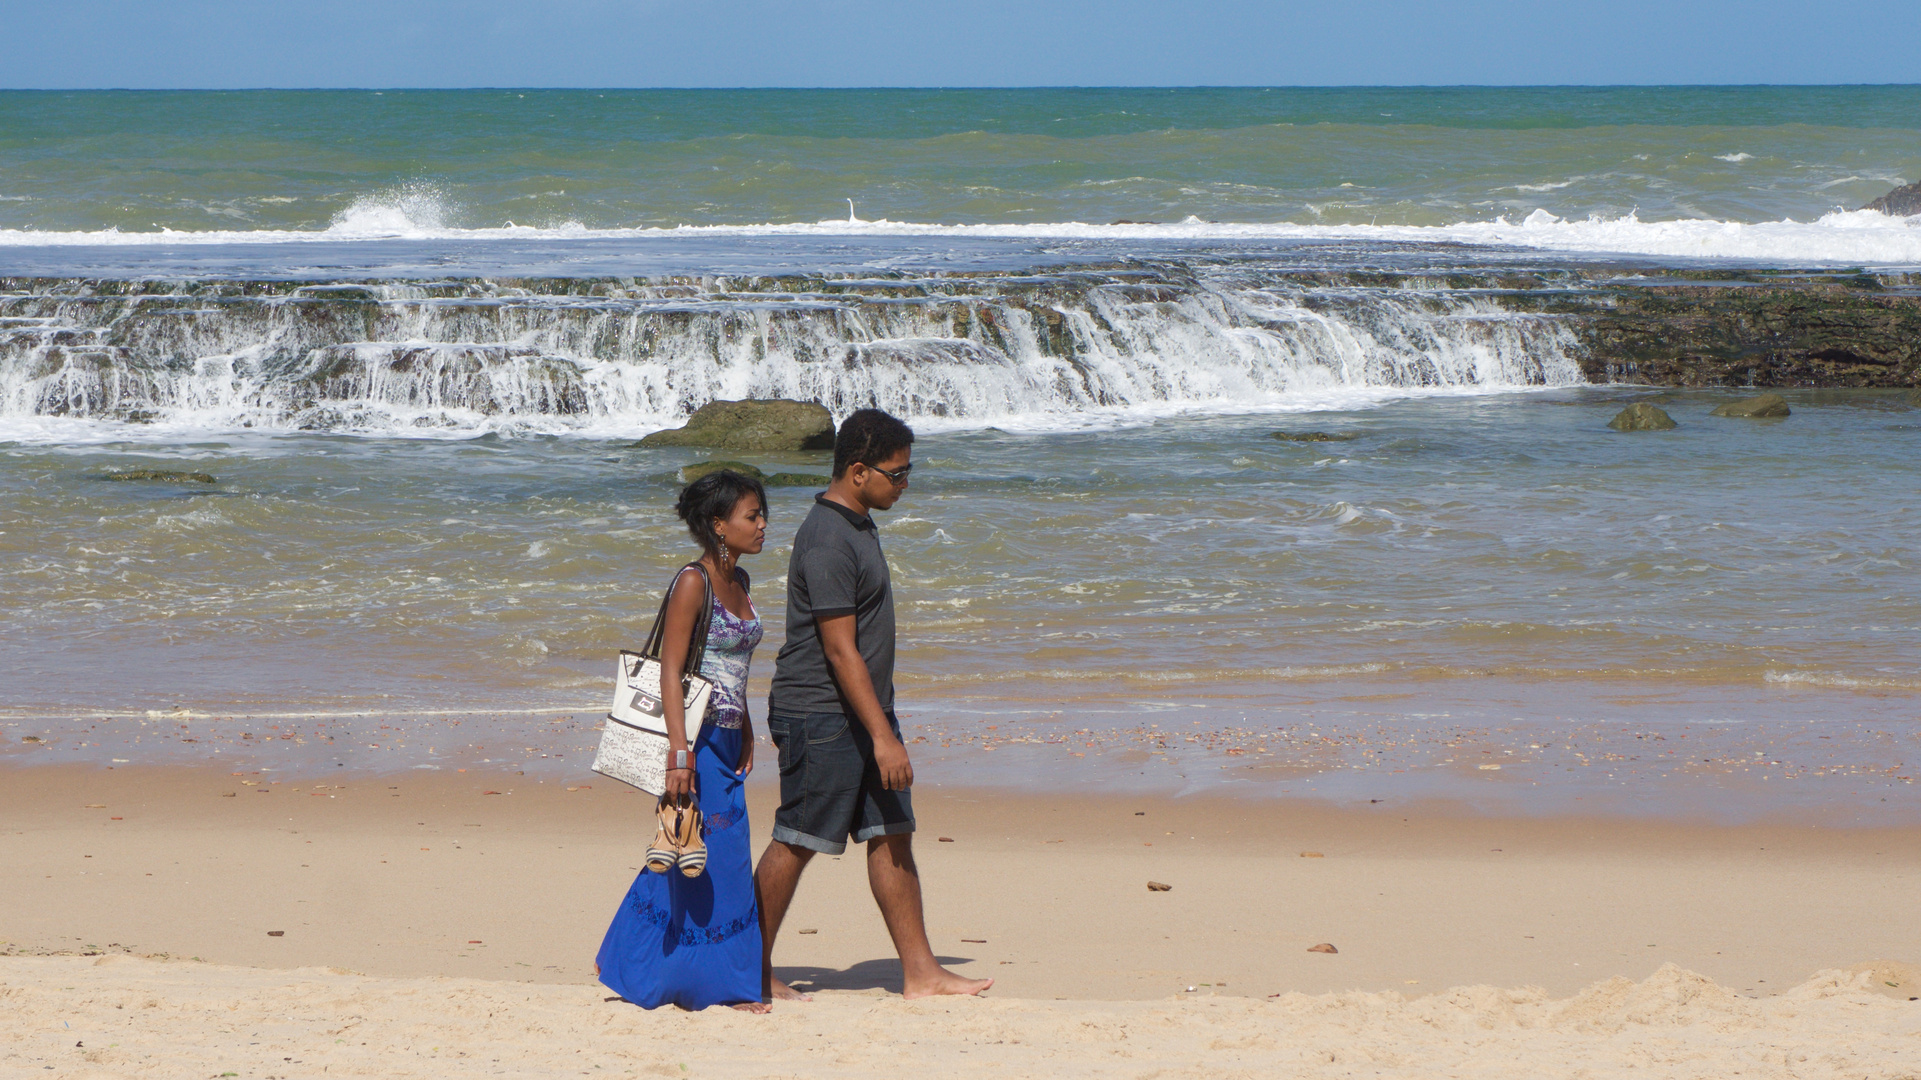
[{"x1": 852, "y1": 448, "x2": 912, "y2": 511}]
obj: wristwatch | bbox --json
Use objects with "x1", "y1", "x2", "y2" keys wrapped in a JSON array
[{"x1": 671, "y1": 749, "x2": 690, "y2": 771}]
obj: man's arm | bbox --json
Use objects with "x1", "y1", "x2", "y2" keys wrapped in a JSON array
[{"x1": 817, "y1": 613, "x2": 912, "y2": 790}]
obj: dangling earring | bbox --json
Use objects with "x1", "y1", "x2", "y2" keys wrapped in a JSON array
[{"x1": 716, "y1": 528, "x2": 730, "y2": 568}]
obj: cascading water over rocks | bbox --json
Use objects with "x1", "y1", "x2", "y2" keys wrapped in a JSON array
[{"x1": 0, "y1": 262, "x2": 1586, "y2": 435}]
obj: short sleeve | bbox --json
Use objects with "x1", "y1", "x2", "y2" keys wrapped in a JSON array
[{"x1": 797, "y1": 535, "x2": 860, "y2": 619}]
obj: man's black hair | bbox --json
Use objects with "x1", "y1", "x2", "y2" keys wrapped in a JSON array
[
  {"x1": 675, "y1": 469, "x2": 767, "y2": 555},
  {"x1": 832, "y1": 408, "x2": 915, "y2": 479}
]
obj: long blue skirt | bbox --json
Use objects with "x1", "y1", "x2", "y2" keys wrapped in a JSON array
[{"x1": 596, "y1": 725, "x2": 763, "y2": 1010}]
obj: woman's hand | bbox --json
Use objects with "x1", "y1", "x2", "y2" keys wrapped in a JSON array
[
  {"x1": 736, "y1": 718, "x2": 756, "y2": 779},
  {"x1": 664, "y1": 754, "x2": 697, "y2": 800}
]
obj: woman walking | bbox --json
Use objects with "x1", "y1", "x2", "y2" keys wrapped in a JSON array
[{"x1": 597, "y1": 470, "x2": 771, "y2": 1012}]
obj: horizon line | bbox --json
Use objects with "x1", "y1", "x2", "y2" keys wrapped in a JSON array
[{"x1": 4, "y1": 83, "x2": 1920, "y2": 93}]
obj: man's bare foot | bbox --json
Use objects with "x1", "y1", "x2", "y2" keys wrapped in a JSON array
[
  {"x1": 902, "y1": 970, "x2": 994, "y2": 999},
  {"x1": 730, "y1": 1001, "x2": 772, "y2": 1014},
  {"x1": 767, "y1": 977, "x2": 813, "y2": 1002}
]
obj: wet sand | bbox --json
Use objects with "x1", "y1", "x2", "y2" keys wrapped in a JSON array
[{"x1": 9, "y1": 699, "x2": 1917, "y2": 824}]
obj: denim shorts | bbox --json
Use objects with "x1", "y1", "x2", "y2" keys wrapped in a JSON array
[{"x1": 765, "y1": 710, "x2": 915, "y2": 856}]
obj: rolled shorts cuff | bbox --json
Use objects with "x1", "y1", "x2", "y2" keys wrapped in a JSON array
[
  {"x1": 852, "y1": 819, "x2": 915, "y2": 844},
  {"x1": 770, "y1": 823, "x2": 847, "y2": 857}
]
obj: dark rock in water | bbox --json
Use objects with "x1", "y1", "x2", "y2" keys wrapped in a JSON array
[
  {"x1": 1906, "y1": 388, "x2": 1921, "y2": 408},
  {"x1": 101, "y1": 469, "x2": 217, "y2": 484},
  {"x1": 1862, "y1": 181, "x2": 1921, "y2": 218},
  {"x1": 1607, "y1": 403, "x2": 1677, "y2": 431},
  {"x1": 1709, "y1": 392, "x2": 1791, "y2": 418},
  {"x1": 677, "y1": 461, "x2": 829, "y2": 487},
  {"x1": 677, "y1": 460, "x2": 764, "y2": 483},
  {"x1": 765, "y1": 472, "x2": 830, "y2": 488},
  {"x1": 1271, "y1": 431, "x2": 1359, "y2": 443},
  {"x1": 639, "y1": 399, "x2": 835, "y2": 451}
]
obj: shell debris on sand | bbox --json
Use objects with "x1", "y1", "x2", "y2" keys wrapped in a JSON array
[{"x1": 5, "y1": 956, "x2": 1918, "y2": 1079}]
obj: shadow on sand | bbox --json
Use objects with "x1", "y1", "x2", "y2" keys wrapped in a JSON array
[{"x1": 775, "y1": 956, "x2": 977, "y2": 994}]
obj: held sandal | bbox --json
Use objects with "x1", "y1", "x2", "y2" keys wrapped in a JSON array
[
  {"x1": 645, "y1": 798, "x2": 681, "y2": 874},
  {"x1": 664, "y1": 796, "x2": 706, "y2": 878},
  {"x1": 647, "y1": 751, "x2": 699, "y2": 875}
]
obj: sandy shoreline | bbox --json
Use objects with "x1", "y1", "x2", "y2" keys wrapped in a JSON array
[
  {"x1": 4, "y1": 763, "x2": 1919, "y2": 1076},
  {"x1": 7, "y1": 954, "x2": 1919, "y2": 1079},
  {"x1": 5, "y1": 764, "x2": 1919, "y2": 996}
]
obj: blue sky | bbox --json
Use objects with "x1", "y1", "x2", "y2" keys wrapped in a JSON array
[{"x1": 5, "y1": 0, "x2": 1916, "y2": 88}]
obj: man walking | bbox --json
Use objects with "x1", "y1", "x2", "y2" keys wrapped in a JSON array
[{"x1": 754, "y1": 408, "x2": 992, "y2": 1001}]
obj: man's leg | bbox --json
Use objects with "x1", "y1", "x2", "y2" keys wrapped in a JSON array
[
  {"x1": 754, "y1": 839, "x2": 816, "y2": 1001},
  {"x1": 866, "y1": 834, "x2": 993, "y2": 998}
]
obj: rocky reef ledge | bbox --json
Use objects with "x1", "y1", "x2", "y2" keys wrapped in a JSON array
[
  {"x1": 1248, "y1": 265, "x2": 1921, "y2": 389},
  {"x1": 1557, "y1": 268, "x2": 1921, "y2": 387}
]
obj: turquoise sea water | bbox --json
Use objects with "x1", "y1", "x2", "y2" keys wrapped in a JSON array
[
  {"x1": 1, "y1": 87, "x2": 1917, "y2": 239},
  {"x1": 1, "y1": 88, "x2": 1917, "y2": 819}
]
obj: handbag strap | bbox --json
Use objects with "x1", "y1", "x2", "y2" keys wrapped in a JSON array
[{"x1": 640, "y1": 562, "x2": 716, "y2": 675}]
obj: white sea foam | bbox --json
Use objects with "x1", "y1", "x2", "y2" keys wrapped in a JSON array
[
  {"x1": 1, "y1": 205, "x2": 1918, "y2": 265},
  {"x1": 1508, "y1": 177, "x2": 1584, "y2": 193},
  {"x1": 1763, "y1": 669, "x2": 1921, "y2": 691},
  {"x1": 327, "y1": 182, "x2": 458, "y2": 236},
  {"x1": 0, "y1": 264, "x2": 1587, "y2": 441},
  {"x1": 0, "y1": 386, "x2": 1558, "y2": 446}
]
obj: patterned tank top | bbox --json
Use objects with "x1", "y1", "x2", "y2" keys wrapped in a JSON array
[{"x1": 697, "y1": 572, "x2": 762, "y2": 730}]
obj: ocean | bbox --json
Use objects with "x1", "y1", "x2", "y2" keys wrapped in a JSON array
[
  {"x1": 2, "y1": 86, "x2": 1919, "y2": 261},
  {"x1": 1, "y1": 87, "x2": 1917, "y2": 819}
]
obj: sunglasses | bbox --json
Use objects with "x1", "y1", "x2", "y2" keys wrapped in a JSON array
[{"x1": 866, "y1": 462, "x2": 913, "y2": 484}]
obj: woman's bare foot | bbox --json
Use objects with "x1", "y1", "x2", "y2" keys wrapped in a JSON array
[
  {"x1": 768, "y1": 977, "x2": 813, "y2": 1002},
  {"x1": 902, "y1": 970, "x2": 993, "y2": 1000},
  {"x1": 730, "y1": 1001, "x2": 772, "y2": 1014}
]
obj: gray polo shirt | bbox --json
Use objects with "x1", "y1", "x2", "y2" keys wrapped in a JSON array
[{"x1": 768, "y1": 494, "x2": 896, "y2": 717}]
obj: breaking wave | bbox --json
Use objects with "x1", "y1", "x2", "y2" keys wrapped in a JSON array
[
  {"x1": 326, "y1": 183, "x2": 458, "y2": 237},
  {"x1": 0, "y1": 207, "x2": 1918, "y2": 266}
]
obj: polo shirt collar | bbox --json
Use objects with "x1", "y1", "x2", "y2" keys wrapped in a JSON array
[{"x1": 815, "y1": 493, "x2": 876, "y2": 531}]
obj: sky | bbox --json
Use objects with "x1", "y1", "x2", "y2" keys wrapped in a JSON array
[{"x1": 3, "y1": 0, "x2": 1916, "y2": 89}]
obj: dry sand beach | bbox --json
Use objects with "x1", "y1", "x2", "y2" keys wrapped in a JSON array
[
  {"x1": 4, "y1": 765, "x2": 1918, "y2": 1077},
  {"x1": 6, "y1": 954, "x2": 1919, "y2": 1080}
]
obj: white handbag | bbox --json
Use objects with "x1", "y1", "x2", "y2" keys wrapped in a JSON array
[{"x1": 593, "y1": 563, "x2": 715, "y2": 795}]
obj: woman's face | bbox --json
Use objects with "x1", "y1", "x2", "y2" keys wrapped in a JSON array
[{"x1": 714, "y1": 492, "x2": 767, "y2": 557}]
